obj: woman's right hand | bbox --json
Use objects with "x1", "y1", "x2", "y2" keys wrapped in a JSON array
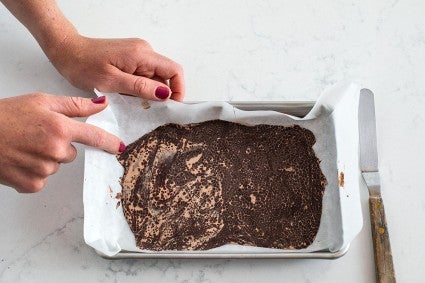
[{"x1": 0, "y1": 93, "x2": 124, "y2": 193}]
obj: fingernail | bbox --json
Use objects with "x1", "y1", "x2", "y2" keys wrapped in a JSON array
[
  {"x1": 155, "y1": 86, "x2": 170, "y2": 100},
  {"x1": 119, "y1": 142, "x2": 126, "y2": 153},
  {"x1": 91, "y1": 96, "x2": 106, "y2": 104}
]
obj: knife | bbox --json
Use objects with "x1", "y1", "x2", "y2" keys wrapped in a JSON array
[{"x1": 359, "y1": 89, "x2": 396, "y2": 283}]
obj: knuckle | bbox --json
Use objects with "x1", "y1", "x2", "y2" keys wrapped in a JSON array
[
  {"x1": 133, "y1": 38, "x2": 152, "y2": 50},
  {"x1": 60, "y1": 145, "x2": 77, "y2": 163},
  {"x1": 91, "y1": 130, "x2": 107, "y2": 148},
  {"x1": 35, "y1": 164, "x2": 49, "y2": 177},
  {"x1": 37, "y1": 162, "x2": 58, "y2": 177},
  {"x1": 48, "y1": 143, "x2": 67, "y2": 161},
  {"x1": 31, "y1": 92, "x2": 48, "y2": 99},
  {"x1": 26, "y1": 178, "x2": 46, "y2": 193},
  {"x1": 127, "y1": 39, "x2": 152, "y2": 55},
  {"x1": 133, "y1": 77, "x2": 148, "y2": 95},
  {"x1": 30, "y1": 92, "x2": 49, "y2": 104},
  {"x1": 49, "y1": 117, "x2": 68, "y2": 139},
  {"x1": 68, "y1": 145, "x2": 78, "y2": 163},
  {"x1": 68, "y1": 96, "x2": 86, "y2": 114},
  {"x1": 175, "y1": 63, "x2": 184, "y2": 74}
]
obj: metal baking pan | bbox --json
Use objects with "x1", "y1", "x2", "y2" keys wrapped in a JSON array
[
  {"x1": 97, "y1": 101, "x2": 349, "y2": 260},
  {"x1": 97, "y1": 244, "x2": 349, "y2": 259}
]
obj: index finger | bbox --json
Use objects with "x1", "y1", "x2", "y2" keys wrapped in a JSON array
[{"x1": 69, "y1": 120, "x2": 124, "y2": 154}]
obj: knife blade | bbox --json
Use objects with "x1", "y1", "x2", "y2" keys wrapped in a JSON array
[{"x1": 359, "y1": 89, "x2": 396, "y2": 283}]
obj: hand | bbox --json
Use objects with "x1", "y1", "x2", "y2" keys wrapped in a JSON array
[
  {"x1": 0, "y1": 93, "x2": 124, "y2": 193},
  {"x1": 48, "y1": 35, "x2": 185, "y2": 101}
]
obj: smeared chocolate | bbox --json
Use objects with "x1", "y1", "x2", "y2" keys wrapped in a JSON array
[{"x1": 117, "y1": 120, "x2": 326, "y2": 251}]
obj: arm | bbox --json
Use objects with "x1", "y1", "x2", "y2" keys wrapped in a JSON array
[
  {"x1": 0, "y1": 0, "x2": 77, "y2": 59},
  {"x1": 0, "y1": 0, "x2": 185, "y2": 101}
]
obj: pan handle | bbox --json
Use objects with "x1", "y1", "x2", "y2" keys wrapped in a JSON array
[{"x1": 369, "y1": 195, "x2": 396, "y2": 283}]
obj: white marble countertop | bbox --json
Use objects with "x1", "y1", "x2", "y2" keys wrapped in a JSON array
[{"x1": 1, "y1": 0, "x2": 424, "y2": 282}]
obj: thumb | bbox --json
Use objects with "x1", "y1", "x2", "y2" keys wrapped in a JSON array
[
  {"x1": 112, "y1": 71, "x2": 171, "y2": 101},
  {"x1": 50, "y1": 95, "x2": 109, "y2": 118}
]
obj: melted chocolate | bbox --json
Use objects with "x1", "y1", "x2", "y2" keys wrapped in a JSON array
[{"x1": 117, "y1": 120, "x2": 326, "y2": 251}]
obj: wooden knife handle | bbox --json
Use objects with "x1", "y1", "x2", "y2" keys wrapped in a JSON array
[{"x1": 369, "y1": 196, "x2": 396, "y2": 283}]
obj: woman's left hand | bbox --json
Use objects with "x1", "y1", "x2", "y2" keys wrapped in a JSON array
[{"x1": 48, "y1": 35, "x2": 185, "y2": 101}]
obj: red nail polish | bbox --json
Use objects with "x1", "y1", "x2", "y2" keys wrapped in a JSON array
[
  {"x1": 91, "y1": 96, "x2": 106, "y2": 104},
  {"x1": 119, "y1": 142, "x2": 126, "y2": 153},
  {"x1": 155, "y1": 86, "x2": 169, "y2": 100}
]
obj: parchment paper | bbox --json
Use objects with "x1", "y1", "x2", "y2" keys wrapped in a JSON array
[{"x1": 84, "y1": 83, "x2": 363, "y2": 256}]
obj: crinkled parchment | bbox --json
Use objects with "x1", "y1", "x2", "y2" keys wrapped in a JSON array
[{"x1": 83, "y1": 83, "x2": 362, "y2": 256}]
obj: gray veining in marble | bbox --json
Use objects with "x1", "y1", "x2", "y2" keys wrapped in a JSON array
[{"x1": 1, "y1": 0, "x2": 425, "y2": 282}]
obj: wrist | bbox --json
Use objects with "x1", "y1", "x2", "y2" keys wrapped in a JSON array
[
  {"x1": 40, "y1": 24, "x2": 80, "y2": 62},
  {"x1": 44, "y1": 33, "x2": 89, "y2": 85}
]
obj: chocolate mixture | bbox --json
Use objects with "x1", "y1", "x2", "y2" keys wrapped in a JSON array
[{"x1": 117, "y1": 120, "x2": 326, "y2": 251}]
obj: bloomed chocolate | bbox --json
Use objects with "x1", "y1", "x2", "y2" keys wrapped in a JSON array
[{"x1": 117, "y1": 120, "x2": 326, "y2": 251}]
